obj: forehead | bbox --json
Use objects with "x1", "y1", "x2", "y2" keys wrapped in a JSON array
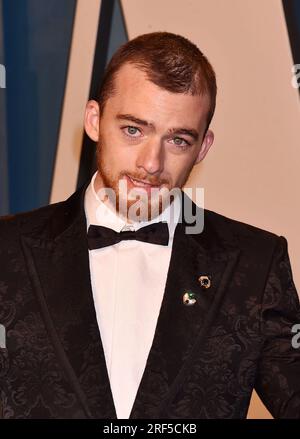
[{"x1": 106, "y1": 63, "x2": 210, "y2": 131}]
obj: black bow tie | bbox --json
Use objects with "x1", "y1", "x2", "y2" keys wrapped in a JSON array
[{"x1": 87, "y1": 222, "x2": 169, "y2": 250}]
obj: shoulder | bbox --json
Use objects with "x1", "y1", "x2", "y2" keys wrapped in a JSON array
[
  {"x1": 181, "y1": 191, "x2": 282, "y2": 252},
  {"x1": 0, "y1": 184, "x2": 86, "y2": 242},
  {"x1": 204, "y1": 208, "x2": 278, "y2": 238},
  {"x1": 0, "y1": 202, "x2": 63, "y2": 240},
  {"x1": 202, "y1": 207, "x2": 284, "y2": 255}
]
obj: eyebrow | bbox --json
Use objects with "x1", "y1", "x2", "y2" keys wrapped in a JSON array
[{"x1": 116, "y1": 113, "x2": 199, "y2": 141}]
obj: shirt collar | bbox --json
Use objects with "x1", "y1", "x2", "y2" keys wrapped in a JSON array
[{"x1": 84, "y1": 171, "x2": 181, "y2": 240}]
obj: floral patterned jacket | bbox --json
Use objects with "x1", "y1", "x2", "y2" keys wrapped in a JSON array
[{"x1": 0, "y1": 186, "x2": 300, "y2": 418}]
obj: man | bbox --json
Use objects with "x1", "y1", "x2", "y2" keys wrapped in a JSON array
[{"x1": 0, "y1": 32, "x2": 299, "y2": 419}]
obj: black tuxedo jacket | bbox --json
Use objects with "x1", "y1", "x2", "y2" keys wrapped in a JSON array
[{"x1": 0, "y1": 185, "x2": 300, "y2": 419}]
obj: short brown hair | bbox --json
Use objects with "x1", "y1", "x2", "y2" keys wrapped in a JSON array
[{"x1": 98, "y1": 31, "x2": 217, "y2": 131}]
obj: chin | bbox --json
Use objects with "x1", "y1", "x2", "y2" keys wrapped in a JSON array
[{"x1": 117, "y1": 195, "x2": 164, "y2": 222}]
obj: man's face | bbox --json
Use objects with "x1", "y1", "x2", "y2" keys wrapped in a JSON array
[{"x1": 85, "y1": 63, "x2": 214, "y2": 221}]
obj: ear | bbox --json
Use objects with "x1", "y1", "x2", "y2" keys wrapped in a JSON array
[
  {"x1": 195, "y1": 129, "x2": 214, "y2": 164},
  {"x1": 84, "y1": 99, "x2": 100, "y2": 142}
]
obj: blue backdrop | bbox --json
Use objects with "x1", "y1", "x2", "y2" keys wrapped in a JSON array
[{"x1": 0, "y1": 0, "x2": 76, "y2": 214}]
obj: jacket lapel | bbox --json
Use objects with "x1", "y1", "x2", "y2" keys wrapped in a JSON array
[
  {"x1": 130, "y1": 193, "x2": 240, "y2": 418},
  {"x1": 21, "y1": 186, "x2": 116, "y2": 419}
]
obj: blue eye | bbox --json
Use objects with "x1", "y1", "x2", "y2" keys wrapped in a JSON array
[
  {"x1": 171, "y1": 137, "x2": 191, "y2": 148},
  {"x1": 123, "y1": 126, "x2": 141, "y2": 137}
]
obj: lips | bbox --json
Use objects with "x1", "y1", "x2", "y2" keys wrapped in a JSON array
[{"x1": 126, "y1": 174, "x2": 160, "y2": 188}]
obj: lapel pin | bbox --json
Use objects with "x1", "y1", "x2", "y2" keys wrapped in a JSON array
[
  {"x1": 183, "y1": 290, "x2": 197, "y2": 306},
  {"x1": 198, "y1": 274, "x2": 211, "y2": 289}
]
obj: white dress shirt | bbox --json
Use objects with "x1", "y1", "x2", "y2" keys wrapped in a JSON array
[{"x1": 84, "y1": 172, "x2": 181, "y2": 419}]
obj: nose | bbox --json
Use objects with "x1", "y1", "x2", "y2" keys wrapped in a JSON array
[{"x1": 136, "y1": 139, "x2": 164, "y2": 176}]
